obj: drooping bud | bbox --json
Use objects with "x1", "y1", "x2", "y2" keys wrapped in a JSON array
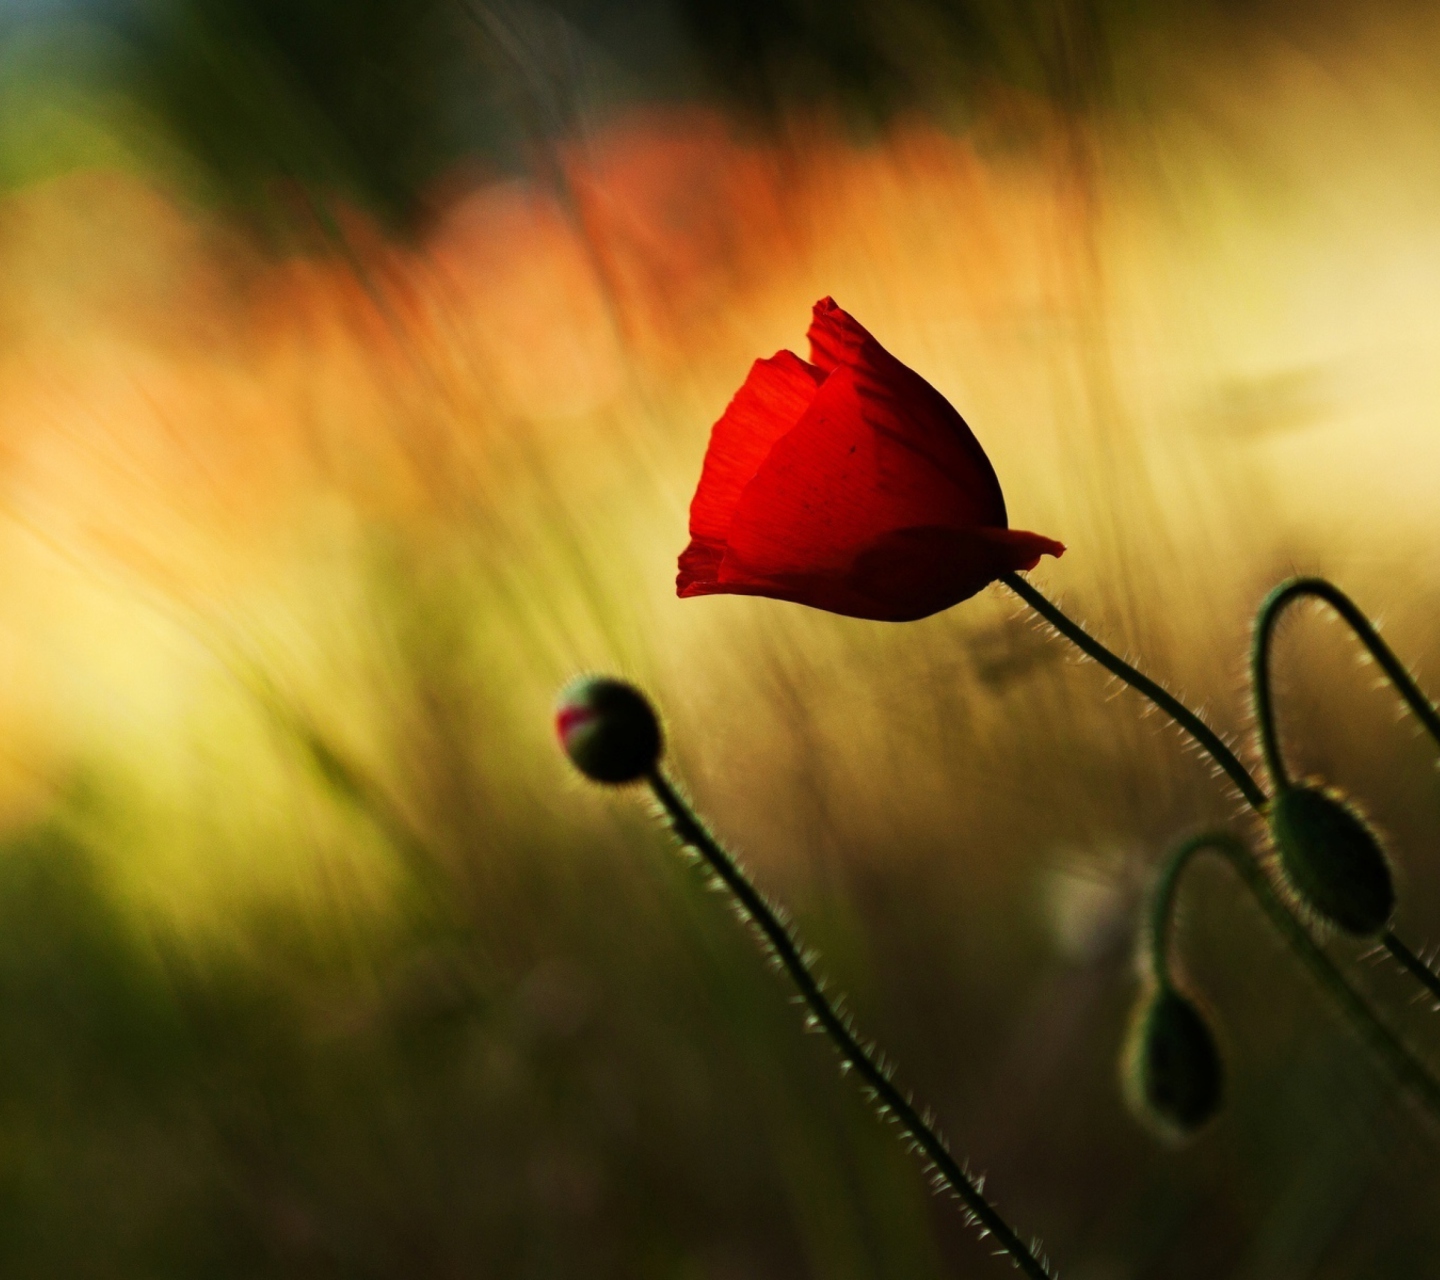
[
  {"x1": 555, "y1": 676, "x2": 663, "y2": 785},
  {"x1": 1269, "y1": 785, "x2": 1395, "y2": 937},
  {"x1": 1123, "y1": 985, "x2": 1224, "y2": 1141}
]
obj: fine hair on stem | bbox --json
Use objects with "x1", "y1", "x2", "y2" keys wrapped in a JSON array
[{"x1": 644, "y1": 767, "x2": 1054, "y2": 1280}]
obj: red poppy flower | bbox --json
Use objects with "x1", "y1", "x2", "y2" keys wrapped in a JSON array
[{"x1": 677, "y1": 298, "x2": 1064, "y2": 622}]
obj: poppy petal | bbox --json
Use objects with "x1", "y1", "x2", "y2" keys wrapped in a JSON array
[
  {"x1": 808, "y1": 298, "x2": 1007, "y2": 524},
  {"x1": 845, "y1": 526, "x2": 1064, "y2": 619},
  {"x1": 677, "y1": 298, "x2": 1064, "y2": 622},
  {"x1": 675, "y1": 569, "x2": 881, "y2": 617},
  {"x1": 694, "y1": 527, "x2": 1062, "y2": 622},
  {"x1": 686, "y1": 349, "x2": 826, "y2": 548},
  {"x1": 984, "y1": 527, "x2": 1067, "y2": 571},
  {"x1": 807, "y1": 296, "x2": 872, "y2": 373},
  {"x1": 719, "y1": 365, "x2": 1007, "y2": 584},
  {"x1": 676, "y1": 536, "x2": 727, "y2": 595}
]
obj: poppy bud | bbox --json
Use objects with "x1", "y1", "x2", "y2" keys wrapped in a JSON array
[
  {"x1": 1269, "y1": 785, "x2": 1395, "y2": 937},
  {"x1": 555, "y1": 676, "x2": 663, "y2": 785},
  {"x1": 1123, "y1": 986, "x2": 1224, "y2": 1140}
]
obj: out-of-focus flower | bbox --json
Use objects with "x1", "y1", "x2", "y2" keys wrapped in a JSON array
[{"x1": 677, "y1": 298, "x2": 1064, "y2": 622}]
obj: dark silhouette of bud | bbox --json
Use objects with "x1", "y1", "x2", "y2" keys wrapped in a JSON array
[
  {"x1": 1269, "y1": 785, "x2": 1395, "y2": 937},
  {"x1": 556, "y1": 676, "x2": 662, "y2": 784},
  {"x1": 1123, "y1": 986, "x2": 1224, "y2": 1141}
]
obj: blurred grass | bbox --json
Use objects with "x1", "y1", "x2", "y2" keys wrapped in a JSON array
[{"x1": 0, "y1": 1, "x2": 1435, "y2": 1277}]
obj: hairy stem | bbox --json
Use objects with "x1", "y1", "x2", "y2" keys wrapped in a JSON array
[
  {"x1": 646, "y1": 768, "x2": 1053, "y2": 1280},
  {"x1": 1000, "y1": 573, "x2": 1267, "y2": 809},
  {"x1": 1005, "y1": 571, "x2": 1440, "y2": 1105},
  {"x1": 1150, "y1": 833, "x2": 1440, "y2": 1119},
  {"x1": 1383, "y1": 933, "x2": 1440, "y2": 1007},
  {"x1": 1253, "y1": 576, "x2": 1440, "y2": 1004},
  {"x1": 1253, "y1": 576, "x2": 1440, "y2": 790}
]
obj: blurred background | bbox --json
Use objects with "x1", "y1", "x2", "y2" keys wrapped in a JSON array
[{"x1": 0, "y1": 0, "x2": 1437, "y2": 1274}]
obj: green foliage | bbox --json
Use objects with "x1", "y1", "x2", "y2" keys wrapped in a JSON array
[
  {"x1": 0, "y1": 800, "x2": 959, "y2": 1278},
  {"x1": 0, "y1": 0, "x2": 1360, "y2": 227},
  {"x1": 110, "y1": 0, "x2": 475, "y2": 228}
]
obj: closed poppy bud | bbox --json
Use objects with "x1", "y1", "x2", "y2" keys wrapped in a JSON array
[
  {"x1": 1269, "y1": 785, "x2": 1395, "y2": 937},
  {"x1": 677, "y1": 298, "x2": 1064, "y2": 622},
  {"x1": 1122, "y1": 985, "x2": 1224, "y2": 1141},
  {"x1": 555, "y1": 676, "x2": 662, "y2": 785}
]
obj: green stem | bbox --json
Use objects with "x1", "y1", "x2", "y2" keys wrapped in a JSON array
[
  {"x1": 1000, "y1": 573, "x2": 1268, "y2": 809},
  {"x1": 1253, "y1": 576, "x2": 1440, "y2": 1005},
  {"x1": 1383, "y1": 933, "x2": 1440, "y2": 1008},
  {"x1": 1148, "y1": 835, "x2": 1200, "y2": 988},
  {"x1": 1253, "y1": 577, "x2": 1440, "y2": 791},
  {"x1": 1004, "y1": 572, "x2": 1440, "y2": 1107},
  {"x1": 646, "y1": 768, "x2": 1053, "y2": 1280},
  {"x1": 1151, "y1": 833, "x2": 1440, "y2": 1120}
]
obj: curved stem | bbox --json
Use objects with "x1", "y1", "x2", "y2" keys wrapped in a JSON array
[
  {"x1": 1253, "y1": 576, "x2": 1440, "y2": 999},
  {"x1": 1147, "y1": 835, "x2": 1207, "y2": 987},
  {"x1": 1000, "y1": 573, "x2": 1268, "y2": 809},
  {"x1": 1253, "y1": 577, "x2": 1440, "y2": 793},
  {"x1": 1152, "y1": 833, "x2": 1440, "y2": 1121},
  {"x1": 646, "y1": 768, "x2": 1053, "y2": 1280},
  {"x1": 1009, "y1": 573, "x2": 1440, "y2": 1007}
]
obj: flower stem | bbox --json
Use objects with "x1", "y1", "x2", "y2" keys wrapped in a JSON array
[
  {"x1": 1253, "y1": 577, "x2": 1440, "y2": 788},
  {"x1": 1151, "y1": 833, "x2": 1440, "y2": 1120},
  {"x1": 645, "y1": 767, "x2": 1053, "y2": 1280},
  {"x1": 1382, "y1": 933, "x2": 1440, "y2": 1008},
  {"x1": 999, "y1": 573, "x2": 1267, "y2": 809},
  {"x1": 1253, "y1": 576, "x2": 1440, "y2": 1006},
  {"x1": 1003, "y1": 572, "x2": 1440, "y2": 1114}
]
